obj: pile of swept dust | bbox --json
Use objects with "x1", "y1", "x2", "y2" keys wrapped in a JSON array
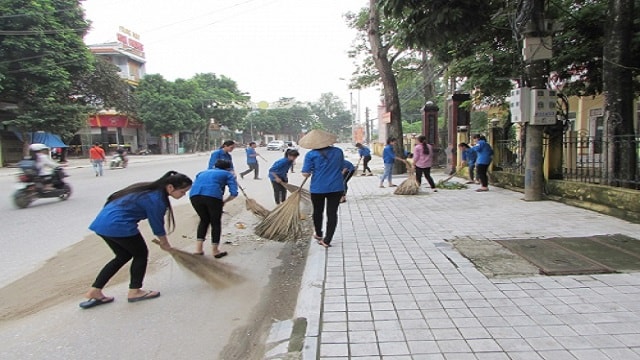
[{"x1": 0, "y1": 200, "x2": 245, "y2": 322}]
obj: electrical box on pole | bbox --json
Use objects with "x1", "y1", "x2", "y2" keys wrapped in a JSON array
[
  {"x1": 529, "y1": 89, "x2": 557, "y2": 125},
  {"x1": 509, "y1": 87, "x2": 531, "y2": 123}
]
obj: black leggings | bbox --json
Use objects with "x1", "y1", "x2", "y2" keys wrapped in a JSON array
[
  {"x1": 362, "y1": 156, "x2": 372, "y2": 173},
  {"x1": 476, "y1": 163, "x2": 489, "y2": 187},
  {"x1": 343, "y1": 170, "x2": 354, "y2": 195},
  {"x1": 271, "y1": 181, "x2": 287, "y2": 204},
  {"x1": 92, "y1": 233, "x2": 148, "y2": 290},
  {"x1": 190, "y1": 195, "x2": 224, "y2": 244},
  {"x1": 311, "y1": 192, "x2": 342, "y2": 244},
  {"x1": 415, "y1": 166, "x2": 436, "y2": 189}
]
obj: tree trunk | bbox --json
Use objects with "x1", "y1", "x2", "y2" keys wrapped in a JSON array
[
  {"x1": 603, "y1": 0, "x2": 636, "y2": 188},
  {"x1": 368, "y1": 0, "x2": 404, "y2": 173}
]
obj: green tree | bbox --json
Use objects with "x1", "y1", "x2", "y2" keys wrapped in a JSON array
[
  {"x1": 74, "y1": 56, "x2": 136, "y2": 114},
  {"x1": 309, "y1": 93, "x2": 352, "y2": 140},
  {"x1": 0, "y1": 0, "x2": 93, "y2": 152},
  {"x1": 135, "y1": 74, "x2": 194, "y2": 136}
]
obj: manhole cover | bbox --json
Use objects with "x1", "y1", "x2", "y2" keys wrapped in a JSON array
[{"x1": 495, "y1": 234, "x2": 640, "y2": 276}]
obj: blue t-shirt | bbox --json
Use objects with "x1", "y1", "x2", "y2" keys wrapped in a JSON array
[
  {"x1": 462, "y1": 148, "x2": 477, "y2": 166},
  {"x1": 343, "y1": 160, "x2": 355, "y2": 173},
  {"x1": 382, "y1": 144, "x2": 396, "y2": 164},
  {"x1": 190, "y1": 168, "x2": 238, "y2": 199},
  {"x1": 358, "y1": 146, "x2": 371, "y2": 157},
  {"x1": 89, "y1": 190, "x2": 168, "y2": 237},
  {"x1": 471, "y1": 140, "x2": 493, "y2": 165},
  {"x1": 245, "y1": 147, "x2": 258, "y2": 164},
  {"x1": 269, "y1": 157, "x2": 293, "y2": 182},
  {"x1": 302, "y1": 146, "x2": 345, "y2": 194},
  {"x1": 208, "y1": 149, "x2": 233, "y2": 169}
]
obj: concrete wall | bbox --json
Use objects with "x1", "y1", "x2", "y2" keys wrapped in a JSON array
[{"x1": 490, "y1": 171, "x2": 640, "y2": 223}]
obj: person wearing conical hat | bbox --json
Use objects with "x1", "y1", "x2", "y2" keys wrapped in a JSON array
[{"x1": 299, "y1": 129, "x2": 344, "y2": 248}]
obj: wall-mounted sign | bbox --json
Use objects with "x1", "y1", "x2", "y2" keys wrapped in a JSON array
[{"x1": 117, "y1": 26, "x2": 145, "y2": 58}]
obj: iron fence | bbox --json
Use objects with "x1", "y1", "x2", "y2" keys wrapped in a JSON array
[
  {"x1": 493, "y1": 134, "x2": 639, "y2": 189},
  {"x1": 563, "y1": 134, "x2": 639, "y2": 188}
]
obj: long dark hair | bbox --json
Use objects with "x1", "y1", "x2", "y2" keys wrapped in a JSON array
[
  {"x1": 417, "y1": 135, "x2": 430, "y2": 155},
  {"x1": 105, "y1": 171, "x2": 193, "y2": 233}
]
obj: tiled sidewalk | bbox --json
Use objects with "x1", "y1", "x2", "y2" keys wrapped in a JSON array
[{"x1": 316, "y1": 172, "x2": 640, "y2": 360}]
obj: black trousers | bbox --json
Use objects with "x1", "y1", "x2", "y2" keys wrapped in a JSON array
[
  {"x1": 476, "y1": 163, "x2": 489, "y2": 187},
  {"x1": 240, "y1": 162, "x2": 259, "y2": 178},
  {"x1": 190, "y1": 195, "x2": 224, "y2": 244},
  {"x1": 415, "y1": 166, "x2": 436, "y2": 189},
  {"x1": 271, "y1": 181, "x2": 287, "y2": 204},
  {"x1": 362, "y1": 155, "x2": 372, "y2": 173},
  {"x1": 92, "y1": 233, "x2": 148, "y2": 290},
  {"x1": 343, "y1": 170, "x2": 355, "y2": 195},
  {"x1": 311, "y1": 191, "x2": 342, "y2": 244}
]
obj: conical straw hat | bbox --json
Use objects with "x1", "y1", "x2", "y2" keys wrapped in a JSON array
[{"x1": 298, "y1": 129, "x2": 338, "y2": 149}]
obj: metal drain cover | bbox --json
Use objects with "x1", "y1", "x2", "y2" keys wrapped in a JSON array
[{"x1": 495, "y1": 234, "x2": 640, "y2": 276}]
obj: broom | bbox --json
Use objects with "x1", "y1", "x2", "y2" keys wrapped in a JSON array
[
  {"x1": 238, "y1": 184, "x2": 270, "y2": 218},
  {"x1": 152, "y1": 240, "x2": 245, "y2": 288},
  {"x1": 255, "y1": 177, "x2": 309, "y2": 242},
  {"x1": 437, "y1": 167, "x2": 460, "y2": 185},
  {"x1": 394, "y1": 161, "x2": 419, "y2": 195},
  {"x1": 282, "y1": 182, "x2": 311, "y2": 203}
]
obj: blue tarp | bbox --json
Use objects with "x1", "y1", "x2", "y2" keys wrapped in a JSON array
[{"x1": 14, "y1": 131, "x2": 68, "y2": 148}]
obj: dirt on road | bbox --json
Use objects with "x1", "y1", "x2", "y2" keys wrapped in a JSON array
[{"x1": 0, "y1": 197, "x2": 311, "y2": 360}]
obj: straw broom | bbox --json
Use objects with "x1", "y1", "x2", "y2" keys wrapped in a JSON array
[
  {"x1": 394, "y1": 161, "x2": 419, "y2": 195},
  {"x1": 255, "y1": 177, "x2": 309, "y2": 242},
  {"x1": 282, "y1": 182, "x2": 311, "y2": 203},
  {"x1": 152, "y1": 240, "x2": 245, "y2": 288},
  {"x1": 238, "y1": 184, "x2": 270, "y2": 218}
]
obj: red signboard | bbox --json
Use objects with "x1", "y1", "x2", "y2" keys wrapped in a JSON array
[{"x1": 89, "y1": 115, "x2": 142, "y2": 129}]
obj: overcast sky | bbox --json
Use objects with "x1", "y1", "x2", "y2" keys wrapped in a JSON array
[{"x1": 82, "y1": 0, "x2": 381, "y2": 120}]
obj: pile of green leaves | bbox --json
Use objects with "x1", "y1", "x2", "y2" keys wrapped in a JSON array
[{"x1": 436, "y1": 181, "x2": 468, "y2": 190}]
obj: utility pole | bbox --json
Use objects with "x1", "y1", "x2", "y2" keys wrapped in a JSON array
[
  {"x1": 522, "y1": 0, "x2": 550, "y2": 201},
  {"x1": 365, "y1": 107, "x2": 371, "y2": 144}
]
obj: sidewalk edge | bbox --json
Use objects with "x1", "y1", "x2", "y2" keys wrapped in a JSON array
[{"x1": 294, "y1": 238, "x2": 326, "y2": 360}]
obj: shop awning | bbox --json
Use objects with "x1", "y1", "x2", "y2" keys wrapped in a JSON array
[{"x1": 14, "y1": 131, "x2": 68, "y2": 148}]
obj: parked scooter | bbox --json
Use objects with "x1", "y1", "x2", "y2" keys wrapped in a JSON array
[
  {"x1": 13, "y1": 161, "x2": 71, "y2": 209},
  {"x1": 110, "y1": 152, "x2": 128, "y2": 169}
]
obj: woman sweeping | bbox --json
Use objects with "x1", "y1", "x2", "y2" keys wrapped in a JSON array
[
  {"x1": 207, "y1": 140, "x2": 235, "y2": 171},
  {"x1": 299, "y1": 129, "x2": 344, "y2": 248},
  {"x1": 269, "y1": 149, "x2": 300, "y2": 205},
  {"x1": 191, "y1": 159, "x2": 238, "y2": 257},
  {"x1": 413, "y1": 135, "x2": 437, "y2": 192},
  {"x1": 79, "y1": 171, "x2": 193, "y2": 309}
]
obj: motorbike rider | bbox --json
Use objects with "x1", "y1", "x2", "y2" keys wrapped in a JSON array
[
  {"x1": 30, "y1": 143, "x2": 59, "y2": 190},
  {"x1": 115, "y1": 145, "x2": 128, "y2": 166}
]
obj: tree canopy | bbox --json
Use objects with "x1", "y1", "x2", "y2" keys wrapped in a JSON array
[{"x1": 0, "y1": 0, "x2": 93, "y2": 144}]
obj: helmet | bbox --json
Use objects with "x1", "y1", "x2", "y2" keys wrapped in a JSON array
[{"x1": 29, "y1": 143, "x2": 49, "y2": 151}]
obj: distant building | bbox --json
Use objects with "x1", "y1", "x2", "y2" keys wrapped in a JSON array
[{"x1": 71, "y1": 27, "x2": 172, "y2": 155}]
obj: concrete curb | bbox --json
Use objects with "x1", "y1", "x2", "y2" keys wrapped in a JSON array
[{"x1": 294, "y1": 238, "x2": 327, "y2": 360}]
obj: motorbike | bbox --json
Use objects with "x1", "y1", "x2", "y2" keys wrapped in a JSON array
[
  {"x1": 110, "y1": 153, "x2": 128, "y2": 169},
  {"x1": 13, "y1": 163, "x2": 72, "y2": 209}
]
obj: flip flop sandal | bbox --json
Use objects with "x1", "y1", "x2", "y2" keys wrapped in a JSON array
[
  {"x1": 79, "y1": 296, "x2": 114, "y2": 309},
  {"x1": 193, "y1": 251, "x2": 204, "y2": 256},
  {"x1": 128, "y1": 290, "x2": 160, "y2": 303},
  {"x1": 214, "y1": 251, "x2": 228, "y2": 259}
]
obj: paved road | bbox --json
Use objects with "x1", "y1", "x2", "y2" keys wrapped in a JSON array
[{"x1": 0, "y1": 149, "x2": 305, "y2": 360}]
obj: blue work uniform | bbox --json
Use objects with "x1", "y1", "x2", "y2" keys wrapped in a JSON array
[
  {"x1": 190, "y1": 168, "x2": 238, "y2": 199},
  {"x1": 382, "y1": 144, "x2": 396, "y2": 164},
  {"x1": 269, "y1": 157, "x2": 293, "y2": 182},
  {"x1": 208, "y1": 149, "x2": 233, "y2": 169},
  {"x1": 89, "y1": 190, "x2": 168, "y2": 237},
  {"x1": 302, "y1": 146, "x2": 345, "y2": 194}
]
